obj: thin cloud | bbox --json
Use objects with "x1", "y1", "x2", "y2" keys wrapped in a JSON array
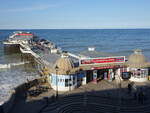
[{"x1": 1, "y1": 4, "x2": 58, "y2": 12}]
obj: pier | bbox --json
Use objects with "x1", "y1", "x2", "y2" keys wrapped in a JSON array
[
  {"x1": 4, "y1": 38, "x2": 80, "y2": 73},
  {"x1": 4, "y1": 33, "x2": 150, "y2": 91},
  {"x1": 2, "y1": 31, "x2": 150, "y2": 113}
]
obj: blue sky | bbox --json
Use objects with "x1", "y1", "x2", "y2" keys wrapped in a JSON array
[{"x1": 0, "y1": 0, "x2": 150, "y2": 29}]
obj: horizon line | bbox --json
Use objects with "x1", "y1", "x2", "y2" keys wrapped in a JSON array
[{"x1": 0, "y1": 28, "x2": 150, "y2": 30}]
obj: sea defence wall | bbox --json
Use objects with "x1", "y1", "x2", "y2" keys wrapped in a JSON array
[
  {"x1": 1, "y1": 41, "x2": 51, "y2": 113},
  {"x1": 2, "y1": 77, "x2": 46, "y2": 113}
]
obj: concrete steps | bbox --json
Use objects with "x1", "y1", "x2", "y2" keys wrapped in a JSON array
[{"x1": 41, "y1": 94, "x2": 150, "y2": 113}]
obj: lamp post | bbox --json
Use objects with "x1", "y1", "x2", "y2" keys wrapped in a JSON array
[
  {"x1": 55, "y1": 65, "x2": 59, "y2": 100},
  {"x1": 66, "y1": 70, "x2": 71, "y2": 91}
]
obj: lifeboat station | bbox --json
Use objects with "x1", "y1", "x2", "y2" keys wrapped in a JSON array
[{"x1": 49, "y1": 48, "x2": 150, "y2": 91}]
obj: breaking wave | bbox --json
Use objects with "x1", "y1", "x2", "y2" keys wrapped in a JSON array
[
  {"x1": 0, "y1": 70, "x2": 40, "y2": 104},
  {"x1": 0, "y1": 61, "x2": 30, "y2": 69}
]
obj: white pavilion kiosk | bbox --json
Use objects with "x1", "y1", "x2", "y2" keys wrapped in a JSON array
[{"x1": 127, "y1": 49, "x2": 150, "y2": 82}]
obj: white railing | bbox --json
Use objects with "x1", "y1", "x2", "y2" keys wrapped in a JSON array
[{"x1": 67, "y1": 52, "x2": 81, "y2": 59}]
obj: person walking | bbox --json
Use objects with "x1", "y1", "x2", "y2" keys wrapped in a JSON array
[
  {"x1": 132, "y1": 83, "x2": 137, "y2": 100},
  {"x1": 128, "y1": 83, "x2": 132, "y2": 94}
]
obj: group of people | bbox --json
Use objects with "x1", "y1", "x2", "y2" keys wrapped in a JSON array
[{"x1": 128, "y1": 82, "x2": 146, "y2": 104}]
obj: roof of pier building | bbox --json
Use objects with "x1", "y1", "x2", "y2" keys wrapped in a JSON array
[
  {"x1": 79, "y1": 47, "x2": 126, "y2": 70},
  {"x1": 79, "y1": 47, "x2": 114, "y2": 58},
  {"x1": 53, "y1": 54, "x2": 78, "y2": 75},
  {"x1": 126, "y1": 49, "x2": 150, "y2": 68}
]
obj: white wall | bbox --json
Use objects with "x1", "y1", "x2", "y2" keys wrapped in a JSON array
[
  {"x1": 50, "y1": 73, "x2": 77, "y2": 92},
  {"x1": 129, "y1": 68, "x2": 148, "y2": 82}
]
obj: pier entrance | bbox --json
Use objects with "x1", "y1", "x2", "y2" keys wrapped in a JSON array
[
  {"x1": 97, "y1": 69, "x2": 109, "y2": 80},
  {"x1": 85, "y1": 68, "x2": 114, "y2": 83},
  {"x1": 79, "y1": 55, "x2": 126, "y2": 84},
  {"x1": 86, "y1": 70, "x2": 93, "y2": 83}
]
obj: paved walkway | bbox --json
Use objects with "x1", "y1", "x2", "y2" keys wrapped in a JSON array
[
  {"x1": 5, "y1": 80, "x2": 150, "y2": 113},
  {"x1": 27, "y1": 80, "x2": 150, "y2": 101}
]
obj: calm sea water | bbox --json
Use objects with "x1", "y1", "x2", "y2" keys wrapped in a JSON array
[
  {"x1": 0, "y1": 29, "x2": 150, "y2": 102},
  {"x1": 1, "y1": 29, "x2": 150, "y2": 57}
]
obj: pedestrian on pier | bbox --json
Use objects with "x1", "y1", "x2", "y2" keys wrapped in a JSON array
[
  {"x1": 128, "y1": 83, "x2": 132, "y2": 94},
  {"x1": 132, "y1": 83, "x2": 137, "y2": 100}
]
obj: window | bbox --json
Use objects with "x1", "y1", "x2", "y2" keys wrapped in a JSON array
[
  {"x1": 69, "y1": 83, "x2": 72, "y2": 86},
  {"x1": 122, "y1": 72, "x2": 131, "y2": 80},
  {"x1": 65, "y1": 79, "x2": 69, "y2": 87},
  {"x1": 69, "y1": 78, "x2": 72, "y2": 86},
  {"x1": 132, "y1": 69, "x2": 148, "y2": 78},
  {"x1": 148, "y1": 69, "x2": 150, "y2": 75},
  {"x1": 73, "y1": 77, "x2": 75, "y2": 80},
  {"x1": 73, "y1": 77, "x2": 76, "y2": 84}
]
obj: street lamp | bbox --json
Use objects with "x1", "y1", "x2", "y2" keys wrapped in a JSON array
[
  {"x1": 66, "y1": 70, "x2": 70, "y2": 91},
  {"x1": 55, "y1": 65, "x2": 59, "y2": 100}
]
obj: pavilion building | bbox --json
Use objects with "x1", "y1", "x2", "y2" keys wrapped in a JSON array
[
  {"x1": 50, "y1": 54, "x2": 85, "y2": 91},
  {"x1": 126, "y1": 49, "x2": 150, "y2": 82},
  {"x1": 49, "y1": 48, "x2": 150, "y2": 91}
]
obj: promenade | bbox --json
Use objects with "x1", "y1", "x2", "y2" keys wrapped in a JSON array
[{"x1": 7, "y1": 79, "x2": 150, "y2": 113}]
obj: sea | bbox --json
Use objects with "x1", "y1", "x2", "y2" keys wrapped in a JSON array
[{"x1": 0, "y1": 29, "x2": 150, "y2": 103}]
